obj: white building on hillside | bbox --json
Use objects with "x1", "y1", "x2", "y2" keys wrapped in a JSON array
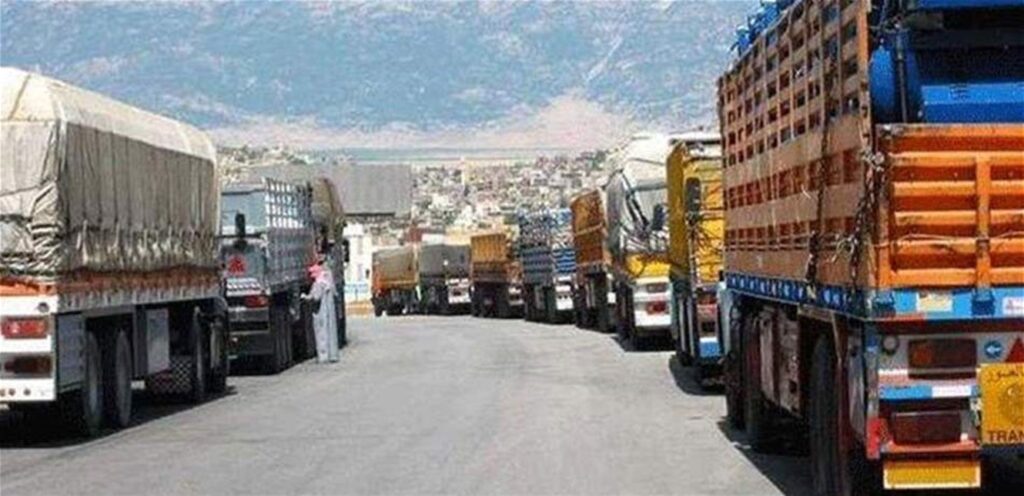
[{"x1": 344, "y1": 223, "x2": 374, "y2": 301}]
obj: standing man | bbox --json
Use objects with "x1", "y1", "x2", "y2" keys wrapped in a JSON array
[{"x1": 303, "y1": 261, "x2": 340, "y2": 363}]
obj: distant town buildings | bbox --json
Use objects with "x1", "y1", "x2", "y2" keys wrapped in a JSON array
[{"x1": 216, "y1": 145, "x2": 612, "y2": 261}]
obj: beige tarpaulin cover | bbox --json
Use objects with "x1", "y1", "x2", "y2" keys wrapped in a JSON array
[
  {"x1": 0, "y1": 67, "x2": 219, "y2": 279},
  {"x1": 605, "y1": 133, "x2": 675, "y2": 258}
]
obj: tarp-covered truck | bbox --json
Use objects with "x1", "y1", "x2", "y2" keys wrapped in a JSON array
[
  {"x1": 418, "y1": 244, "x2": 471, "y2": 315},
  {"x1": 470, "y1": 232, "x2": 523, "y2": 319},
  {"x1": 666, "y1": 132, "x2": 725, "y2": 384},
  {"x1": 220, "y1": 178, "x2": 316, "y2": 373},
  {"x1": 570, "y1": 190, "x2": 616, "y2": 332},
  {"x1": 372, "y1": 246, "x2": 419, "y2": 316},
  {"x1": 605, "y1": 134, "x2": 677, "y2": 349},
  {"x1": 0, "y1": 68, "x2": 229, "y2": 436},
  {"x1": 519, "y1": 209, "x2": 576, "y2": 323},
  {"x1": 719, "y1": 0, "x2": 1024, "y2": 492}
]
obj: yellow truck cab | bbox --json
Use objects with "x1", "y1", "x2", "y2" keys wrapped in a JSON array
[
  {"x1": 604, "y1": 133, "x2": 679, "y2": 349},
  {"x1": 665, "y1": 132, "x2": 724, "y2": 384}
]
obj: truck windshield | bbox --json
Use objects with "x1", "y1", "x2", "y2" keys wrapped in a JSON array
[
  {"x1": 221, "y1": 191, "x2": 267, "y2": 235},
  {"x1": 630, "y1": 180, "x2": 667, "y2": 230}
]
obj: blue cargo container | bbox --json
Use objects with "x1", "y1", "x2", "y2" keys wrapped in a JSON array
[{"x1": 518, "y1": 208, "x2": 577, "y2": 324}]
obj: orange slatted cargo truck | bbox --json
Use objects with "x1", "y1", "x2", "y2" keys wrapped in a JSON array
[{"x1": 719, "y1": 0, "x2": 1024, "y2": 493}]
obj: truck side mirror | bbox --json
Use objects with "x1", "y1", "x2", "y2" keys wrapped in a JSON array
[
  {"x1": 650, "y1": 203, "x2": 667, "y2": 232},
  {"x1": 685, "y1": 178, "x2": 703, "y2": 215},
  {"x1": 234, "y1": 213, "x2": 247, "y2": 239},
  {"x1": 342, "y1": 239, "x2": 350, "y2": 263}
]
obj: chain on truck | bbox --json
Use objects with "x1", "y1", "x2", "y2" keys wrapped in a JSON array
[
  {"x1": 718, "y1": 0, "x2": 1024, "y2": 492},
  {"x1": 0, "y1": 68, "x2": 229, "y2": 437}
]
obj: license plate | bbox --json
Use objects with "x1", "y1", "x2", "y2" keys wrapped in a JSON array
[
  {"x1": 979, "y1": 362, "x2": 1024, "y2": 446},
  {"x1": 883, "y1": 459, "x2": 981, "y2": 490}
]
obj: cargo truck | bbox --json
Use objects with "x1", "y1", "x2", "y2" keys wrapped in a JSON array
[
  {"x1": 606, "y1": 134, "x2": 678, "y2": 349},
  {"x1": 519, "y1": 209, "x2": 577, "y2": 323},
  {"x1": 666, "y1": 132, "x2": 726, "y2": 384},
  {"x1": 570, "y1": 190, "x2": 616, "y2": 332},
  {"x1": 719, "y1": 0, "x2": 1024, "y2": 493},
  {"x1": 418, "y1": 244, "x2": 471, "y2": 315},
  {"x1": 0, "y1": 68, "x2": 229, "y2": 436},
  {"x1": 470, "y1": 232, "x2": 523, "y2": 319},
  {"x1": 220, "y1": 178, "x2": 317, "y2": 373},
  {"x1": 371, "y1": 246, "x2": 419, "y2": 316}
]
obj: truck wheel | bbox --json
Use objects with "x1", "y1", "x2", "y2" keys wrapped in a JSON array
[
  {"x1": 497, "y1": 288, "x2": 511, "y2": 319},
  {"x1": 545, "y1": 288, "x2": 558, "y2": 324},
  {"x1": 724, "y1": 304, "x2": 746, "y2": 429},
  {"x1": 743, "y1": 314, "x2": 771, "y2": 451},
  {"x1": 595, "y1": 280, "x2": 610, "y2": 333},
  {"x1": 102, "y1": 329, "x2": 133, "y2": 428},
  {"x1": 374, "y1": 305, "x2": 384, "y2": 317},
  {"x1": 809, "y1": 336, "x2": 872, "y2": 496},
  {"x1": 208, "y1": 314, "x2": 229, "y2": 394},
  {"x1": 189, "y1": 311, "x2": 207, "y2": 404},
  {"x1": 62, "y1": 331, "x2": 104, "y2": 437}
]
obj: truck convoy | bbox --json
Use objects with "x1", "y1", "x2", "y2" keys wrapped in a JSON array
[
  {"x1": 518, "y1": 209, "x2": 577, "y2": 323},
  {"x1": 220, "y1": 178, "x2": 318, "y2": 373},
  {"x1": 605, "y1": 134, "x2": 677, "y2": 349},
  {"x1": 470, "y1": 232, "x2": 523, "y2": 318},
  {"x1": 666, "y1": 132, "x2": 726, "y2": 384},
  {"x1": 719, "y1": 0, "x2": 1024, "y2": 493},
  {"x1": 419, "y1": 243, "x2": 472, "y2": 315},
  {"x1": 371, "y1": 246, "x2": 419, "y2": 316},
  {"x1": 570, "y1": 189, "x2": 616, "y2": 332},
  {"x1": 0, "y1": 68, "x2": 229, "y2": 436}
]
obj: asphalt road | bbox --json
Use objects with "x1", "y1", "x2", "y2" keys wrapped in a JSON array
[{"x1": 1, "y1": 316, "x2": 1021, "y2": 495}]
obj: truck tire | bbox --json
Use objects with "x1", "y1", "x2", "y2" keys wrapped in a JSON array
[
  {"x1": 496, "y1": 288, "x2": 511, "y2": 319},
  {"x1": 724, "y1": 303, "x2": 746, "y2": 429},
  {"x1": 545, "y1": 287, "x2": 558, "y2": 324},
  {"x1": 809, "y1": 336, "x2": 872, "y2": 496},
  {"x1": 374, "y1": 305, "x2": 384, "y2": 317},
  {"x1": 743, "y1": 313, "x2": 771, "y2": 451},
  {"x1": 189, "y1": 311, "x2": 208, "y2": 404},
  {"x1": 62, "y1": 331, "x2": 104, "y2": 437},
  {"x1": 595, "y1": 279, "x2": 610, "y2": 333},
  {"x1": 102, "y1": 329, "x2": 133, "y2": 428},
  {"x1": 208, "y1": 313, "x2": 229, "y2": 394}
]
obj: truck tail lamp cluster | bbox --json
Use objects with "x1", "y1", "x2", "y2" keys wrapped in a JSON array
[
  {"x1": 1, "y1": 355, "x2": 52, "y2": 377},
  {"x1": 890, "y1": 411, "x2": 962, "y2": 445},
  {"x1": 243, "y1": 295, "x2": 270, "y2": 308},
  {"x1": 646, "y1": 301, "x2": 668, "y2": 314},
  {"x1": 908, "y1": 339, "x2": 976, "y2": 369},
  {"x1": 1, "y1": 317, "x2": 50, "y2": 340}
]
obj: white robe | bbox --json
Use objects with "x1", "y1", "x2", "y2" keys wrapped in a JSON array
[{"x1": 309, "y1": 272, "x2": 339, "y2": 363}]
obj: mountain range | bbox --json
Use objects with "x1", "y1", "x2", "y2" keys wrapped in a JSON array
[{"x1": 1, "y1": 1, "x2": 753, "y2": 149}]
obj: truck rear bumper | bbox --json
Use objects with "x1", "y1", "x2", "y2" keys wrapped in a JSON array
[
  {"x1": 0, "y1": 377, "x2": 56, "y2": 402},
  {"x1": 227, "y1": 306, "x2": 273, "y2": 358},
  {"x1": 229, "y1": 330, "x2": 275, "y2": 358}
]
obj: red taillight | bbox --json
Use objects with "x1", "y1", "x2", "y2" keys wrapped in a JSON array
[
  {"x1": 890, "y1": 411, "x2": 962, "y2": 445},
  {"x1": 645, "y1": 283, "x2": 669, "y2": 294},
  {"x1": 1, "y1": 318, "x2": 50, "y2": 340},
  {"x1": 908, "y1": 339, "x2": 976, "y2": 369},
  {"x1": 3, "y1": 356, "x2": 52, "y2": 375},
  {"x1": 696, "y1": 292, "x2": 717, "y2": 306},
  {"x1": 646, "y1": 301, "x2": 668, "y2": 314},
  {"x1": 1006, "y1": 338, "x2": 1024, "y2": 363},
  {"x1": 243, "y1": 295, "x2": 270, "y2": 308}
]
